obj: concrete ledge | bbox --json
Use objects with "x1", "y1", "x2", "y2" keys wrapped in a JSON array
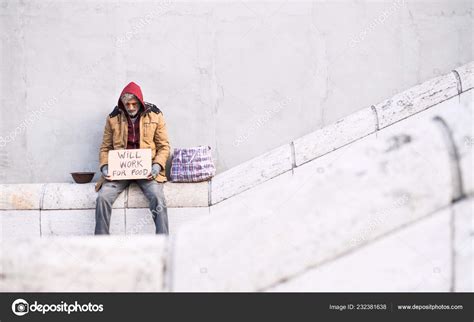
[
  {"x1": 455, "y1": 61, "x2": 473, "y2": 93},
  {"x1": 290, "y1": 63, "x2": 472, "y2": 170},
  {"x1": 0, "y1": 235, "x2": 167, "y2": 292},
  {"x1": 374, "y1": 70, "x2": 459, "y2": 129},
  {"x1": 293, "y1": 107, "x2": 376, "y2": 166},
  {"x1": 43, "y1": 183, "x2": 126, "y2": 209},
  {"x1": 0, "y1": 181, "x2": 209, "y2": 210},
  {"x1": 128, "y1": 182, "x2": 209, "y2": 208},
  {"x1": 0, "y1": 184, "x2": 43, "y2": 210},
  {"x1": 211, "y1": 144, "x2": 293, "y2": 204}
]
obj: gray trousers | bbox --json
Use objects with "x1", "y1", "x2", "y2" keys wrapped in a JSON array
[{"x1": 95, "y1": 179, "x2": 169, "y2": 235}]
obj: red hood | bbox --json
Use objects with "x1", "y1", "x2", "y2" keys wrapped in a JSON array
[{"x1": 118, "y1": 82, "x2": 145, "y2": 112}]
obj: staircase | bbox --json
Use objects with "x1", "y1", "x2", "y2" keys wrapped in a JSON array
[{"x1": 1, "y1": 62, "x2": 472, "y2": 292}]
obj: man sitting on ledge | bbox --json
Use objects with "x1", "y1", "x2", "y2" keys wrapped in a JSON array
[{"x1": 95, "y1": 82, "x2": 170, "y2": 235}]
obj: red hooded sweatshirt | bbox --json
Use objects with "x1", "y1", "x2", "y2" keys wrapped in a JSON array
[{"x1": 119, "y1": 82, "x2": 145, "y2": 149}]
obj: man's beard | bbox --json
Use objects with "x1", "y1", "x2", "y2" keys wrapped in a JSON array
[{"x1": 126, "y1": 108, "x2": 139, "y2": 117}]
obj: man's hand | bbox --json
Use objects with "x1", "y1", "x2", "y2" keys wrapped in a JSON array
[
  {"x1": 147, "y1": 163, "x2": 162, "y2": 180},
  {"x1": 101, "y1": 165, "x2": 113, "y2": 181}
]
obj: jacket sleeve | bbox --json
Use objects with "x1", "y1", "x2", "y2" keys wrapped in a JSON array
[
  {"x1": 153, "y1": 113, "x2": 171, "y2": 170},
  {"x1": 99, "y1": 117, "x2": 113, "y2": 169}
]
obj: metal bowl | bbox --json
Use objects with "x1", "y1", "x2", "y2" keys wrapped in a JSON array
[{"x1": 71, "y1": 172, "x2": 95, "y2": 184}]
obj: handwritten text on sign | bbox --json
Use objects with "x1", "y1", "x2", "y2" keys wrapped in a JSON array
[{"x1": 108, "y1": 149, "x2": 152, "y2": 180}]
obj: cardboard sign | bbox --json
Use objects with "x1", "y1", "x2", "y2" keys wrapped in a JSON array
[{"x1": 108, "y1": 149, "x2": 152, "y2": 180}]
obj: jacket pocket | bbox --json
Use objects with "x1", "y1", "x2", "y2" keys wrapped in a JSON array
[{"x1": 143, "y1": 121, "x2": 158, "y2": 140}]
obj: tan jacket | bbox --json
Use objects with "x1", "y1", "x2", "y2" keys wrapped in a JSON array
[{"x1": 95, "y1": 103, "x2": 170, "y2": 192}]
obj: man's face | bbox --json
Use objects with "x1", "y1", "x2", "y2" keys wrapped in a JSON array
[{"x1": 124, "y1": 98, "x2": 140, "y2": 116}]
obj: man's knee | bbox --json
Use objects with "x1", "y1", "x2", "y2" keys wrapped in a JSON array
[
  {"x1": 146, "y1": 183, "x2": 166, "y2": 203},
  {"x1": 96, "y1": 189, "x2": 116, "y2": 204},
  {"x1": 150, "y1": 194, "x2": 165, "y2": 206}
]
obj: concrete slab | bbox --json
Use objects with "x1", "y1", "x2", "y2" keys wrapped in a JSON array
[
  {"x1": 0, "y1": 235, "x2": 167, "y2": 292},
  {"x1": 267, "y1": 209, "x2": 451, "y2": 292},
  {"x1": 453, "y1": 198, "x2": 473, "y2": 292},
  {"x1": 0, "y1": 210, "x2": 41, "y2": 240},
  {"x1": 0, "y1": 184, "x2": 43, "y2": 210},
  {"x1": 127, "y1": 181, "x2": 209, "y2": 208},
  {"x1": 41, "y1": 209, "x2": 125, "y2": 236},
  {"x1": 42, "y1": 183, "x2": 125, "y2": 209},
  {"x1": 374, "y1": 71, "x2": 458, "y2": 129},
  {"x1": 455, "y1": 61, "x2": 473, "y2": 92}
]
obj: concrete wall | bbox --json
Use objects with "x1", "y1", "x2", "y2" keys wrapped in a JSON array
[{"x1": 0, "y1": 0, "x2": 472, "y2": 184}]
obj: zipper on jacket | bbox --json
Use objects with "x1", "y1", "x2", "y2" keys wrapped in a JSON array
[
  {"x1": 121, "y1": 113, "x2": 127, "y2": 149},
  {"x1": 132, "y1": 118, "x2": 136, "y2": 149}
]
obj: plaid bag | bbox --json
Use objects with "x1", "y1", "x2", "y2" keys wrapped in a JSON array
[{"x1": 170, "y1": 146, "x2": 216, "y2": 182}]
